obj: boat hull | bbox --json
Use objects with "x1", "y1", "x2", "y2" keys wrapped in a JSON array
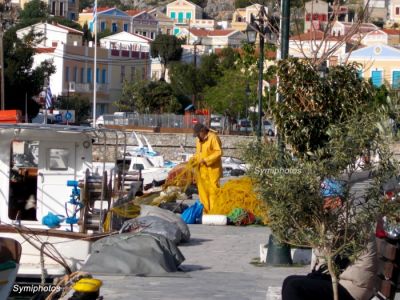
[{"x1": 0, "y1": 226, "x2": 102, "y2": 278}]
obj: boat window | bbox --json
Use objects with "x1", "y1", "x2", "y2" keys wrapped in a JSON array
[
  {"x1": 9, "y1": 140, "x2": 38, "y2": 221},
  {"x1": 47, "y1": 148, "x2": 69, "y2": 170}
]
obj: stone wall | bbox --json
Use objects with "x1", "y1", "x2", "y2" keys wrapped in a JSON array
[{"x1": 92, "y1": 132, "x2": 257, "y2": 162}]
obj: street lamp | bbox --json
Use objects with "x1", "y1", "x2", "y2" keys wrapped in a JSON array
[{"x1": 246, "y1": 6, "x2": 269, "y2": 140}]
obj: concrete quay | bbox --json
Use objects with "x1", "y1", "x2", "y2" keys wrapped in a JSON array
[{"x1": 96, "y1": 225, "x2": 309, "y2": 300}]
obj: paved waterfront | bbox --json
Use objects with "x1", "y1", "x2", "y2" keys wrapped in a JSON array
[{"x1": 96, "y1": 225, "x2": 309, "y2": 300}]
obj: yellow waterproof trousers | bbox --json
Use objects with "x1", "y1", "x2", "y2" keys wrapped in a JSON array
[{"x1": 197, "y1": 164, "x2": 220, "y2": 213}]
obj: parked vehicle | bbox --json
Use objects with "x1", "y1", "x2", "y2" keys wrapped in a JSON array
[
  {"x1": 263, "y1": 120, "x2": 275, "y2": 136},
  {"x1": 210, "y1": 115, "x2": 222, "y2": 130},
  {"x1": 237, "y1": 119, "x2": 253, "y2": 132}
]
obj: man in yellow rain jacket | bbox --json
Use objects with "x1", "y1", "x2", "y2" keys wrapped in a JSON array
[{"x1": 192, "y1": 123, "x2": 223, "y2": 213}]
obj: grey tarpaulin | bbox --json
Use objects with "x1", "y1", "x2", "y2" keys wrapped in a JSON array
[
  {"x1": 82, "y1": 232, "x2": 185, "y2": 276},
  {"x1": 140, "y1": 205, "x2": 191, "y2": 242},
  {"x1": 120, "y1": 216, "x2": 182, "y2": 245}
]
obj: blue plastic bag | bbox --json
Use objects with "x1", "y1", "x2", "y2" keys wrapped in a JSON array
[
  {"x1": 321, "y1": 179, "x2": 345, "y2": 197},
  {"x1": 42, "y1": 212, "x2": 65, "y2": 228},
  {"x1": 181, "y1": 200, "x2": 203, "y2": 224}
]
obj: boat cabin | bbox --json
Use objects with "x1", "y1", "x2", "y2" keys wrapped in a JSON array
[{"x1": 0, "y1": 124, "x2": 95, "y2": 231}]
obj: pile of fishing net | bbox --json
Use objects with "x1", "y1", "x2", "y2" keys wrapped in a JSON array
[{"x1": 166, "y1": 160, "x2": 269, "y2": 224}]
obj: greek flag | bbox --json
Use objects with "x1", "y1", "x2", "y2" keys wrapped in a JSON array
[{"x1": 45, "y1": 86, "x2": 52, "y2": 109}]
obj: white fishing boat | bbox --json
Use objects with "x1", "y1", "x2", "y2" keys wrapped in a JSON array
[{"x1": 0, "y1": 124, "x2": 117, "y2": 278}]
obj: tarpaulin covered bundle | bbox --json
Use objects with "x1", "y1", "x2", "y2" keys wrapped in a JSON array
[
  {"x1": 120, "y1": 216, "x2": 182, "y2": 245},
  {"x1": 82, "y1": 232, "x2": 185, "y2": 276},
  {"x1": 166, "y1": 161, "x2": 269, "y2": 224}
]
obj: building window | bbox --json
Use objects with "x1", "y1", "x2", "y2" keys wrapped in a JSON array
[
  {"x1": 396, "y1": 7, "x2": 400, "y2": 15},
  {"x1": 73, "y1": 66, "x2": 77, "y2": 82},
  {"x1": 186, "y1": 12, "x2": 191, "y2": 20},
  {"x1": 142, "y1": 31, "x2": 147, "y2": 37},
  {"x1": 371, "y1": 70, "x2": 383, "y2": 87},
  {"x1": 87, "y1": 68, "x2": 92, "y2": 83},
  {"x1": 173, "y1": 28, "x2": 179, "y2": 35},
  {"x1": 65, "y1": 66, "x2": 70, "y2": 82},
  {"x1": 80, "y1": 67, "x2": 84, "y2": 83},
  {"x1": 151, "y1": 32, "x2": 155, "y2": 39},
  {"x1": 96, "y1": 68, "x2": 99, "y2": 83},
  {"x1": 51, "y1": 1, "x2": 56, "y2": 15},
  {"x1": 112, "y1": 23, "x2": 118, "y2": 32},
  {"x1": 178, "y1": 12, "x2": 183, "y2": 23},
  {"x1": 48, "y1": 149, "x2": 69, "y2": 170},
  {"x1": 393, "y1": 71, "x2": 400, "y2": 89},
  {"x1": 102, "y1": 69, "x2": 107, "y2": 84},
  {"x1": 120, "y1": 65, "x2": 125, "y2": 83},
  {"x1": 60, "y1": 2, "x2": 64, "y2": 16},
  {"x1": 123, "y1": 23, "x2": 128, "y2": 31},
  {"x1": 52, "y1": 41, "x2": 58, "y2": 47},
  {"x1": 100, "y1": 22, "x2": 106, "y2": 31},
  {"x1": 170, "y1": 11, "x2": 176, "y2": 19},
  {"x1": 70, "y1": 12, "x2": 76, "y2": 20}
]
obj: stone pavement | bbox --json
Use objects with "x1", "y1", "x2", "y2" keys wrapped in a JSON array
[{"x1": 96, "y1": 225, "x2": 310, "y2": 300}]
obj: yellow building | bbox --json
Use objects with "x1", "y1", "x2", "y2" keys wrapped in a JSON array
[
  {"x1": 347, "y1": 44, "x2": 400, "y2": 89},
  {"x1": 79, "y1": 7, "x2": 131, "y2": 34},
  {"x1": 231, "y1": 4, "x2": 267, "y2": 32},
  {"x1": 166, "y1": 0, "x2": 203, "y2": 35}
]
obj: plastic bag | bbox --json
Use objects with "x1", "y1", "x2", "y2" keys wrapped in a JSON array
[{"x1": 181, "y1": 200, "x2": 203, "y2": 224}]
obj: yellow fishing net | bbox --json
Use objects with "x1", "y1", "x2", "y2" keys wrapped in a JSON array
[
  {"x1": 166, "y1": 160, "x2": 269, "y2": 224},
  {"x1": 103, "y1": 159, "x2": 269, "y2": 231}
]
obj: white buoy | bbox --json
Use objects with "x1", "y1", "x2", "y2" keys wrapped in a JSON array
[{"x1": 201, "y1": 214, "x2": 227, "y2": 225}]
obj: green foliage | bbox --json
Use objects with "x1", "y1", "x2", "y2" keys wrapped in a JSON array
[
  {"x1": 19, "y1": 0, "x2": 48, "y2": 20},
  {"x1": 55, "y1": 94, "x2": 91, "y2": 123},
  {"x1": 82, "y1": 22, "x2": 92, "y2": 44},
  {"x1": 116, "y1": 80, "x2": 181, "y2": 114},
  {"x1": 169, "y1": 62, "x2": 205, "y2": 100},
  {"x1": 97, "y1": 29, "x2": 113, "y2": 40},
  {"x1": 218, "y1": 47, "x2": 239, "y2": 70},
  {"x1": 150, "y1": 34, "x2": 184, "y2": 79},
  {"x1": 203, "y1": 69, "x2": 251, "y2": 118},
  {"x1": 273, "y1": 58, "x2": 375, "y2": 155},
  {"x1": 3, "y1": 28, "x2": 55, "y2": 118}
]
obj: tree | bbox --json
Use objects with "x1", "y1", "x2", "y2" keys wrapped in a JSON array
[
  {"x1": 4, "y1": 28, "x2": 55, "y2": 119},
  {"x1": 19, "y1": 0, "x2": 48, "y2": 21},
  {"x1": 244, "y1": 61, "x2": 400, "y2": 300},
  {"x1": 116, "y1": 80, "x2": 181, "y2": 114},
  {"x1": 82, "y1": 22, "x2": 92, "y2": 45},
  {"x1": 272, "y1": 58, "x2": 376, "y2": 155},
  {"x1": 150, "y1": 34, "x2": 184, "y2": 80},
  {"x1": 55, "y1": 94, "x2": 91, "y2": 123}
]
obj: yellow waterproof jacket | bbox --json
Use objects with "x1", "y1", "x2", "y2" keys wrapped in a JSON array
[{"x1": 195, "y1": 131, "x2": 223, "y2": 179}]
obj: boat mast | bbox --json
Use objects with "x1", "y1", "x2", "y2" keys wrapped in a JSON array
[{"x1": 92, "y1": 0, "x2": 97, "y2": 128}]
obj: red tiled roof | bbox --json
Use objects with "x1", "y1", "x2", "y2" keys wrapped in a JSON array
[
  {"x1": 36, "y1": 48, "x2": 56, "y2": 53},
  {"x1": 82, "y1": 6, "x2": 113, "y2": 13},
  {"x1": 189, "y1": 29, "x2": 236, "y2": 37},
  {"x1": 382, "y1": 28, "x2": 400, "y2": 35},
  {"x1": 125, "y1": 9, "x2": 143, "y2": 16},
  {"x1": 290, "y1": 30, "x2": 340, "y2": 41},
  {"x1": 52, "y1": 23, "x2": 83, "y2": 35}
]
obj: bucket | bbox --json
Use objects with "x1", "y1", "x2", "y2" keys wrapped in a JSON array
[{"x1": 201, "y1": 214, "x2": 227, "y2": 225}]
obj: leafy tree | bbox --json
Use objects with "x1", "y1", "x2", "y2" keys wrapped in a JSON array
[
  {"x1": 82, "y1": 22, "x2": 92, "y2": 45},
  {"x1": 244, "y1": 61, "x2": 400, "y2": 300},
  {"x1": 150, "y1": 34, "x2": 184, "y2": 80},
  {"x1": 198, "y1": 53, "x2": 223, "y2": 87},
  {"x1": 203, "y1": 69, "x2": 250, "y2": 129},
  {"x1": 19, "y1": 0, "x2": 48, "y2": 20},
  {"x1": 218, "y1": 47, "x2": 239, "y2": 70},
  {"x1": 272, "y1": 58, "x2": 375, "y2": 155},
  {"x1": 55, "y1": 94, "x2": 91, "y2": 123},
  {"x1": 4, "y1": 28, "x2": 55, "y2": 119},
  {"x1": 97, "y1": 29, "x2": 113, "y2": 40},
  {"x1": 116, "y1": 80, "x2": 181, "y2": 114},
  {"x1": 169, "y1": 62, "x2": 205, "y2": 104}
]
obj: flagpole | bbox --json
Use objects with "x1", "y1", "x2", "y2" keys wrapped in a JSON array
[
  {"x1": 92, "y1": 0, "x2": 97, "y2": 128},
  {"x1": 44, "y1": 87, "x2": 47, "y2": 125}
]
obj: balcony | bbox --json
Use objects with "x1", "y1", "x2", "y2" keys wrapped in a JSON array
[{"x1": 74, "y1": 83, "x2": 108, "y2": 93}]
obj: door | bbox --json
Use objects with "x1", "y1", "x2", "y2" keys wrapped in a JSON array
[{"x1": 36, "y1": 141, "x2": 77, "y2": 225}]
